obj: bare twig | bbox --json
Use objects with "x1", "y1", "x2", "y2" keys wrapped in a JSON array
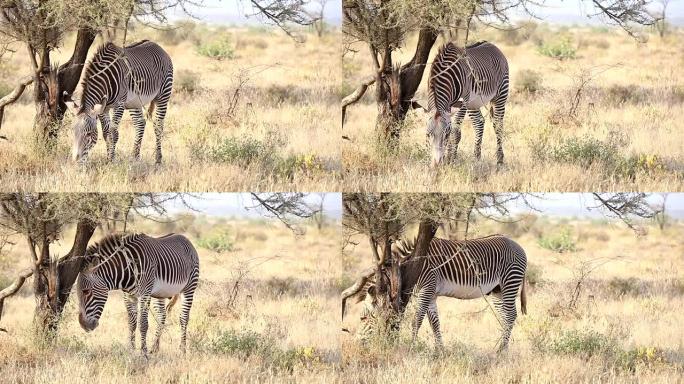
[
  {"x1": 0, "y1": 75, "x2": 33, "y2": 132},
  {"x1": 341, "y1": 75, "x2": 376, "y2": 127},
  {"x1": 0, "y1": 267, "x2": 34, "y2": 323}
]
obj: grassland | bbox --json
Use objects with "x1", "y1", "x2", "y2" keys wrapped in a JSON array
[
  {"x1": 342, "y1": 24, "x2": 684, "y2": 191},
  {"x1": 0, "y1": 23, "x2": 340, "y2": 192},
  {"x1": 0, "y1": 217, "x2": 341, "y2": 383},
  {"x1": 341, "y1": 216, "x2": 684, "y2": 383}
]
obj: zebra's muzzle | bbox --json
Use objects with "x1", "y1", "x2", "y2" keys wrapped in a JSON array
[{"x1": 78, "y1": 312, "x2": 98, "y2": 332}]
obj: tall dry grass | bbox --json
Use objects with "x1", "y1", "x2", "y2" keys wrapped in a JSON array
[
  {"x1": 0, "y1": 24, "x2": 341, "y2": 192},
  {"x1": 0, "y1": 217, "x2": 342, "y2": 383},
  {"x1": 342, "y1": 25, "x2": 684, "y2": 192},
  {"x1": 341, "y1": 217, "x2": 684, "y2": 383}
]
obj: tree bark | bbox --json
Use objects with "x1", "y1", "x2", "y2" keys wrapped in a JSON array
[
  {"x1": 374, "y1": 27, "x2": 438, "y2": 146},
  {"x1": 57, "y1": 27, "x2": 97, "y2": 118}
]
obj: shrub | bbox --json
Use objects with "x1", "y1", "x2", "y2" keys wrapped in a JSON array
[
  {"x1": 197, "y1": 35, "x2": 235, "y2": 60},
  {"x1": 175, "y1": 69, "x2": 200, "y2": 94},
  {"x1": 210, "y1": 330, "x2": 265, "y2": 357},
  {"x1": 274, "y1": 153, "x2": 326, "y2": 179},
  {"x1": 197, "y1": 230, "x2": 234, "y2": 253},
  {"x1": 538, "y1": 227, "x2": 577, "y2": 253},
  {"x1": 538, "y1": 36, "x2": 577, "y2": 60},
  {"x1": 515, "y1": 69, "x2": 543, "y2": 94},
  {"x1": 549, "y1": 329, "x2": 615, "y2": 356},
  {"x1": 606, "y1": 85, "x2": 650, "y2": 105},
  {"x1": 548, "y1": 137, "x2": 617, "y2": 167},
  {"x1": 608, "y1": 277, "x2": 643, "y2": 297},
  {"x1": 526, "y1": 263, "x2": 543, "y2": 286},
  {"x1": 265, "y1": 277, "x2": 301, "y2": 297},
  {"x1": 616, "y1": 347, "x2": 668, "y2": 372},
  {"x1": 205, "y1": 137, "x2": 267, "y2": 165}
]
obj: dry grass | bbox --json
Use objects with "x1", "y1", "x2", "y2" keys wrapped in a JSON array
[
  {"x1": 0, "y1": 217, "x2": 342, "y2": 383},
  {"x1": 341, "y1": 217, "x2": 684, "y2": 383},
  {"x1": 0, "y1": 24, "x2": 341, "y2": 192},
  {"x1": 342, "y1": 25, "x2": 684, "y2": 191}
]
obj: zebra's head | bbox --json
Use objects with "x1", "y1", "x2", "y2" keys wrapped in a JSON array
[
  {"x1": 76, "y1": 264, "x2": 109, "y2": 332},
  {"x1": 426, "y1": 111, "x2": 452, "y2": 167},
  {"x1": 67, "y1": 96, "x2": 105, "y2": 162}
]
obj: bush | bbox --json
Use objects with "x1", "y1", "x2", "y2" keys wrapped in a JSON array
[
  {"x1": 549, "y1": 329, "x2": 615, "y2": 356},
  {"x1": 538, "y1": 36, "x2": 577, "y2": 60},
  {"x1": 616, "y1": 347, "x2": 668, "y2": 372},
  {"x1": 175, "y1": 69, "x2": 200, "y2": 94},
  {"x1": 210, "y1": 330, "x2": 265, "y2": 357},
  {"x1": 205, "y1": 137, "x2": 267, "y2": 165},
  {"x1": 548, "y1": 137, "x2": 617, "y2": 167},
  {"x1": 538, "y1": 227, "x2": 577, "y2": 253},
  {"x1": 197, "y1": 35, "x2": 235, "y2": 60},
  {"x1": 197, "y1": 230, "x2": 234, "y2": 253},
  {"x1": 515, "y1": 70, "x2": 543, "y2": 94},
  {"x1": 526, "y1": 263, "x2": 543, "y2": 286},
  {"x1": 274, "y1": 153, "x2": 326, "y2": 180},
  {"x1": 608, "y1": 277, "x2": 643, "y2": 297},
  {"x1": 606, "y1": 85, "x2": 650, "y2": 105}
]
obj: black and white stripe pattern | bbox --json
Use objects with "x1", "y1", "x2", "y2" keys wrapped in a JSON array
[
  {"x1": 426, "y1": 41, "x2": 509, "y2": 166},
  {"x1": 77, "y1": 233, "x2": 199, "y2": 354},
  {"x1": 71, "y1": 40, "x2": 174, "y2": 164}
]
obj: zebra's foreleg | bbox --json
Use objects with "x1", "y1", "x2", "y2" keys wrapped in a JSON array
[
  {"x1": 123, "y1": 293, "x2": 138, "y2": 350},
  {"x1": 109, "y1": 105, "x2": 124, "y2": 161},
  {"x1": 150, "y1": 298, "x2": 167, "y2": 354},
  {"x1": 138, "y1": 295, "x2": 151, "y2": 355},
  {"x1": 427, "y1": 300, "x2": 444, "y2": 350},
  {"x1": 469, "y1": 109, "x2": 485, "y2": 160},
  {"x1": 98, "y1": 113, "x2": 112, "y2": 159},
  {"x1": 129, "y1": 108, "x2": 146, "y2": 160},
  {"x1": 447, "y1": 107, "x2": 467, "y2": 164}
]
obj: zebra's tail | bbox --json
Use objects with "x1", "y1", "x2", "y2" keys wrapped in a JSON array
[
  {"x1": 520, "y1": 275, "x2": 527, "y2": 315},
  {"x1": 166, "y1": 294, "x2": 180, "y2": 313}
]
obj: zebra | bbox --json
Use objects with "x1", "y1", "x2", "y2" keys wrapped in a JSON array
[
  {"x1": 423, "y1": 41, "x2": 509, "y2": 167},
  {"x1": 342, "y1": 235, "x2": 527, "y2": 351},
  {"x1": 77, "y1": 233, "x2": 199, "y2": 355},
  {"x1": 66, "y1": 40, "x2": 174, "y2": 164}
]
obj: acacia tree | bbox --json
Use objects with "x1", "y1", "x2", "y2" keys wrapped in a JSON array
[
  {"x1": 0, "y1": 0, "x2": 314, "y2": 147},
  {"x1": 341, "y1": 0, "x2": 658, "y2": 146}
]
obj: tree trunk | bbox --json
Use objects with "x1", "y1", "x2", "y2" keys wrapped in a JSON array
[
  {"x1": 375, "y1": 28, "x2": 438, "y2": 147},
  {"x1": 33, "y1": 219, "x2": 96, "y2": 335},
  {"x1": 33, "y1": 28, "x2": 96, "y2": 150}
]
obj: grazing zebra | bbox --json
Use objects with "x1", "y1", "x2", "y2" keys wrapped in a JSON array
[
  {"x1": 77, "y1": 233, "x2": 199, "y2": 354},
  {"x1": 342, "y1": 235, "x2": 527, "y2": 351},
  {"x1": 66, "y1": 40, "x2": 174, "y2": 164},
  {"x1": 424, "y1": 41, "x2": 509, "y2": 167}
]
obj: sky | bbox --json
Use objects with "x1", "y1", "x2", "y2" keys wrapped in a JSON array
[
  {"x1": 162, "y1": 193, "x2": 342, "y2": 219},
  {"x1": 167, "y1": 0, "x2": 683, "y2": 27},
  {"x1": 159, "y1": 193, "x2": 684, "y2": 220}
]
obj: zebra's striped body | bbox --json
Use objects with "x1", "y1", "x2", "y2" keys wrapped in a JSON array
[
  {"x1": 343, "y1": 235, "x2": 527, "y2": 351},
  {"x1": 77, "y1": 233, "x2": 199, "y2": 354},
  {"x1": 70, "y1": 40, "x2": 174, "y2": 163},
  {"x1": 426, "y1": 41, "x2": 509, "y2": 166}
]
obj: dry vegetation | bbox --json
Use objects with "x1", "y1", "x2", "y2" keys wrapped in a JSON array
[
  {"x1": 0, "y1": 23, "x2": 341, "y2": 192},
  {"x1": 341, "y1": 215, "x2": 684, "y2": 383},
  {"x1": 0, "y1": 216, "x2": 342, "y2": 382},
  {"x1": 342, "y1": 24, "x2": 684, "y2": 191}
]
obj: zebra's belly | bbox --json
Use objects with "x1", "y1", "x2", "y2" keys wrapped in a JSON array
[
  {"x1": 124, "y1": 90, "x2": 156, "y2": 109},
  {"x1": 150, "y1": 279, "x2": 186, "y2": 298},
  {"x1": 438, "y1": 280, "x2": 498, "y2": 300},
  {"x1": 465, "y1": 92, "x2": 495, "y2": 109}
]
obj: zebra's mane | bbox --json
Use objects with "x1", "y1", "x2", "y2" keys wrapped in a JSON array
[
  {"x1": 84, "y1": 232, "x2": 141, "y2": 265},
  {"x1": 78, "y1": 42, "x2": 123, "y2": 113},
  {"x1": 394, "y1": 233, "x2": 506, "y2": 259},
  {"x1": 429, "y1": 40, "x2": 490, "y2": 85}
]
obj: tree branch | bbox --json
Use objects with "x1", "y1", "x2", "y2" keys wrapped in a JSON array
[
  {"x1": 341, "y1": 75, "x2": 375, "y2": 127},
  {"x1": 0, "y1": 267, "x2": 33, "y2": 323},
  {"x1": 0, "y1": 75, "x2": 33, "y2": 135}
]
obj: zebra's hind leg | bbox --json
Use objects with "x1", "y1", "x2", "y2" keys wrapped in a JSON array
[
  {"x1": 179, "y1": 288, "x2": 196, "y2": 354},
  {"x1": 138, "y1": 295, "x2": 152, "y2": 355},
  {"x1": 496, "y1": 286, "x2": 519, "y2": 352},
  {"x1": 129, "y1": 108, "x2": 146, "y2": 160},
  {"x1": 491, "y1": 97, "x2": 507, "y2": 166},
  {"x1": 447, "y1": 107, "x2": 467, "y2": 164},
  {"x1": 469, "y1": 109, "x2": 485, "y2": 160},
  {"x1": 153, "y1": 74, "x2": 173, "y2": 165},
  {"x1": 108, "y1": 105, "x2": 124, "y2": 161},
  {"x1": 427, "y1": 300, "x2": 444, "y2": 350},
  {"x1": 123, "y1": 293, "x2": 138, "y2": 350},
  {"x1": 150, "y1": 298, "x2": 168, "y2": 354}
]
